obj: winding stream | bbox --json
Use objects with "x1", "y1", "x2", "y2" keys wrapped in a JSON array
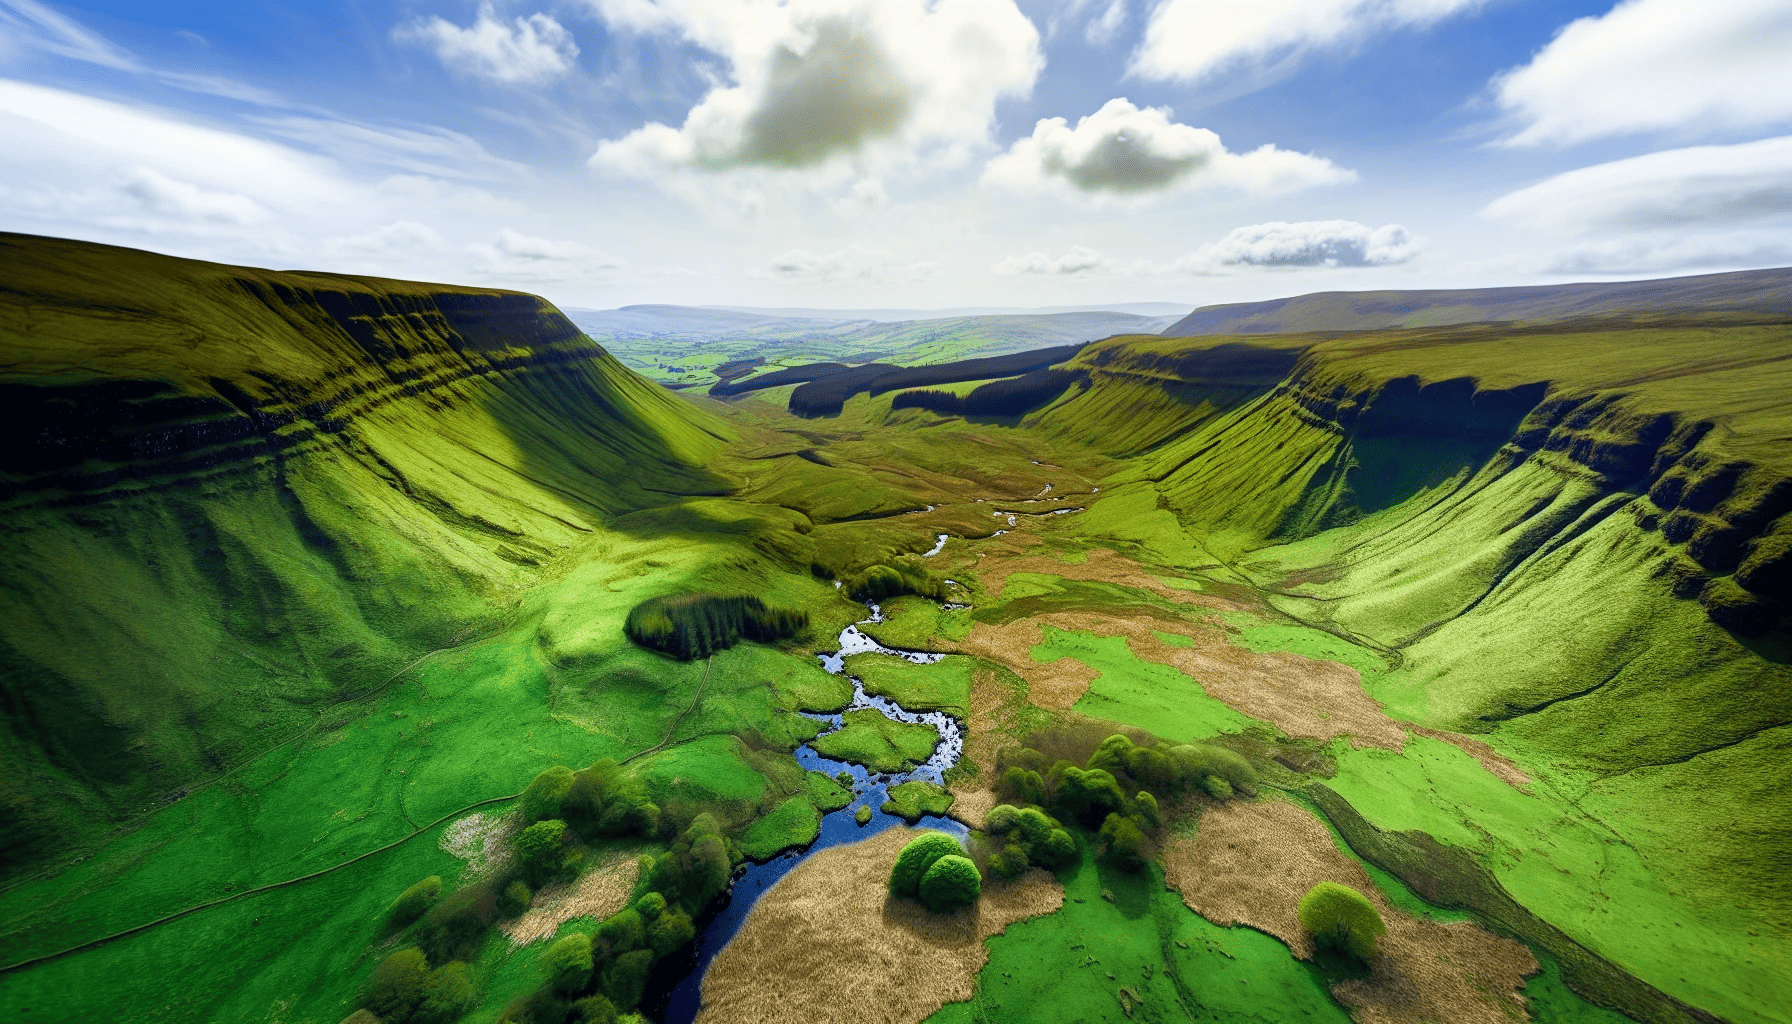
[{"x1": 660, "y1": 597, "x2": 968, "y2": 1022}]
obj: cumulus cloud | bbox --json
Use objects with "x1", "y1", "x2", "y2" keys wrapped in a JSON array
[
  {"x1": 396, "y1": 3, "x2": 579, "y2": 85},
  {"x1": 1493, "y1": 0, "x2": 1792, "y2": 146},
  {"x1": 764, "y1": 243, "x2": 938, "y2": 283},
  {"x1": 1175, "y1": 220, "x2": 1420, "y2": 273},
  {"x1": 983, "y1": 98, "x2": 1352, "y2": 200},
  {"x1": 1133, "y1": 0, "x2": 1483, "y2": 83},
  {"x1": 588, "y1": 0, "x2": 1041, "y2": 175},
  {"x1": 992, "y1": 246, "x2": 1111, "y2": 275},
  {"x1": 1482, "y1": 136, "x2": 1792, "y2": 234}
]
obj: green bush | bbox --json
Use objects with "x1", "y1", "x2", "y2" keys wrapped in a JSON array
[
  {"x1": 996, "y1": 766, "x2": 1046, "y2": 806},
  {"x1": 516, "y1": 819, "x2": 568, "y2": 885},
  {"x1": 889, "y1": 832, "x2": 965, "y2": 899},
  {"x1": 563, "y1": 760, "x2": 661, "y2": 840},
  {"x1": 1010, "y1": 807, "x2": 1059, "y2": 846},
  {"x1": 855, "y1": 804, "x2": 872, "y2": 825},
  {"x1": 1135, "y1": 791, "x2": 1161, "y2": 830},
  {"x1": 625, "y1": 593, "x2": 808, "y2": 661},
  {"x1": 1201, "y1": 775, "x2": 1234, "y2": 800},
  {"x1": 633, "y1": 891, "x2": 666, "y2": 921},
  {"x1": 500, "y1": 881, "x2": 533, "y2": 918},
  {"x1": 1098, "y1": 813, "x2": 1149, "y2": 871},
  {"x1": 571, "y1": 995, "x2": 619, "y2": 1024},
  {"x1": 390, "y1": 875, "x2": 444, "y2": 928},
  {"x1": 1085, "y1": 734, "x2": 1134, "y2": 777},
  {"x1": 1033, "y1": 828, "x2": 1078, "y2": 870},
  {"x1": 918, "y1": 854, "x2": 982, "y2": 912},
  {"x1": 597, "y1": 908, "x2": 645, "y2": 956},
  {"x1": 1298, "y1": 882, "x2": 1385, "y2": 961},
  {"x1": 648, "y1": 907, "x2": 695, "y2": 956},
  {"x1": 988, "y1": 842, "x2": 1030, "y2": 879},
  {"x1": 844, "y1": 560, "x2": 945, "y2": 602},
  {"x1": 647, "y1": 813, "x2": 732, "y2": 913},
  {"x1": 543, "y1": 933, "x2": 595, "y2": 994},
  {"x1": 1169, "y1": 743, "x2": 1257, "y2": 796},
  {"x1": 363, "y1": 947, "x2": 430, "y2": 1020},
  {"x1": 605, "y1": 949, "x2": 656, "y2": 1010},
  {"x1": 1052, "y1": 766, "x2": 1126, "y2": 826},
  {"x1": 414, "y1": 961, "x2": 474, "y2": 1024},
  {"x1": 418, "y1": 887, "x2": 492, "y2": 964},
  {"x1": 521, "y1": 765, "x2": 575, "y2": 824}
]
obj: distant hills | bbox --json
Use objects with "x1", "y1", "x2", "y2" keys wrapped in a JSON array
[
  {"x1": 1164, "y1": 267, "x2": 1792, "y2": 337},
  {"x1": 563, "y1": 305, "x2": 1183, "y2": 390}
]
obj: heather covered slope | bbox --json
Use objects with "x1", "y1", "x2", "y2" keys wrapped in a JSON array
[
  {"x1": 1162, "y1": 267, "x2": 1792, "y2": 337},
  {"x1": 0, "y1": 232, "x2": 733, "y2": 872}
]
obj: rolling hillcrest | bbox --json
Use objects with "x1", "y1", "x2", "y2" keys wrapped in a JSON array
[{"x1": 1, "y1": 234, "x2": 1788, "y2": 1024}]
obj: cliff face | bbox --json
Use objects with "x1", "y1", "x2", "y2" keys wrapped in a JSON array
[{"x1": 0, "y1": 235, "x2": 729, "y2": 871}]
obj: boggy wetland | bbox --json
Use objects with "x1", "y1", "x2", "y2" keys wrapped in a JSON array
[{"x1": 1, "y1": 235, "x2": 1789, "y2": 1024}]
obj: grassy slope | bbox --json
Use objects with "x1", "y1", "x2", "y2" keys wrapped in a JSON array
[{"x1": 1037, "y1": 318, "x2": 1792, "y2": 1024}]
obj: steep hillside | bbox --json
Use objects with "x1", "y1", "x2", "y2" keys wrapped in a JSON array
[
  {"x1": 0, "y1": 233, "x2": 732, "y2": 873},
  {"x1": 1163, "y1": 268, "x2": 1792, "y2": 337},
  {"x1": 1026, "y1": 315, "x2": 1791, "y2": 1024}
]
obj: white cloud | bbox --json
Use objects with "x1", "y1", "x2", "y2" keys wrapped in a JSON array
[
  {"x1": 465, "y1": 228, "x2": 623, "y2": 281},
  {"x1": 764, "y1": 243, "x2": 938, "y2": 283},
  {"x1": 1482, "y1": 136, "x2": 1792, "y2": 234},
  {"x1": 0, "y1": 78, "x2": 355, "y2": 212},
  {"x1": 1133, "y1": 0, "x2": 1483, "y2": 83},
  {"x1": 588, "y1": 0, "x2": 1042, "y2": 175},
  {"x1": 1174, "y1": 220, "x2": 1420, "y2": 273},
  {"x1": 993, "y1": 246, "x2": 1111, "y2": 275},
  {"x1": 255, "y1": 117, "x2": 529, "y2": 181},
  {"x1": 1082, "y1": 0, "x2": 1130, "y2": 46},
  {"x1": 326, "y1": 220, "x2": 447, "y2": 256},
  {"x1": 120, "y1": 167, "x2": 268, "y2": 225},
  {"x1": 395, "y1": 3, "x2": 579, "y2": 85},
  {"x1": 1534, "y1": 233, "x2": 1792, "y2": 276},
  {"x1": 1493, "y1": 0, "x2": 1792, "y2": 146},
  {"x1": 983, "y1": 98, "x2": 1352, "y2": 201}
]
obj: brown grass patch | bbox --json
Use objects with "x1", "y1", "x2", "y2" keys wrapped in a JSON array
[
  {"x1": 500, "y1": 850, "x2": 641, "y2": 947},
  {"x1": 696, "y1": 828, "x2": 1063, "y2": 1024},
  {"x1": 1163, "y1": 799, "x2": 1536, "y2": 1024},
  {"x1": 978, "y1": 547, "x2": 1241, "y2": 609},
  {"x1": 954, "y1": 617, "x2": 1099, "y2": 710}
]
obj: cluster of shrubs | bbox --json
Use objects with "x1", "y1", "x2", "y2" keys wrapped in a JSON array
[
  {"x1": 623, "y1": 593, "x2": 808, "y2": 661},
  {"x1": 502, "y1": 815, "x2": 729, "y2": 1023},
  {"x1": 889, "y1": 832, "x2": 982, "y2": 912},
  {"x1": 358, "y1": 761, "x2": 711, "y2": 1024},
  {"x1": 889, "y1": 368, "x2": 1081, "y2": 419},
  {"x1": 841, "y1": 558, "x2": 948, "y2": 603},
  {"x1": 981, "y1": 804, "x2": 1078, "y2": 878},
  {"x1": 992, "y1": 727, "x2": 1257, "y2": 872}
]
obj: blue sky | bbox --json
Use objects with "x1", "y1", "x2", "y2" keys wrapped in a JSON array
[{"x1": 2, "y1": 0, "x2": 1789, "y2": 309}]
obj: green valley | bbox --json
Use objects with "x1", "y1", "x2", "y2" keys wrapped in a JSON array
[{"x1": 0, "y1": 234, "x2": 1787, "y2": 1024}]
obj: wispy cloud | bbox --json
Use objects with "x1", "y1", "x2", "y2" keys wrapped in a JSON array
[
  {"x1": 992, "y1": 246, "x2": 1111, "y2": 276},
  {"x1": 1132, "y1": 0, "x2": 1485, "y2": 85},
  {"x1": 1492, "y1": 0, "x2": 1792, "y2": 146}
]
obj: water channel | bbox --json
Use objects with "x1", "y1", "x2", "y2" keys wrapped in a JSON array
[{"x1": 660, "y1": 587, "x2": 968, "y2": 1022}]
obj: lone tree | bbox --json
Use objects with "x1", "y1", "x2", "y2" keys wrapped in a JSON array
[
  {"x1": 889, "y1": 831, "x2": 965, "y2": 899},
  {"x1": 1298, "y1": 882, "x2": 1386, "y2": 962},
  {"x1": 918, "y1": 854, "x2": 982, "y2": 912}
]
